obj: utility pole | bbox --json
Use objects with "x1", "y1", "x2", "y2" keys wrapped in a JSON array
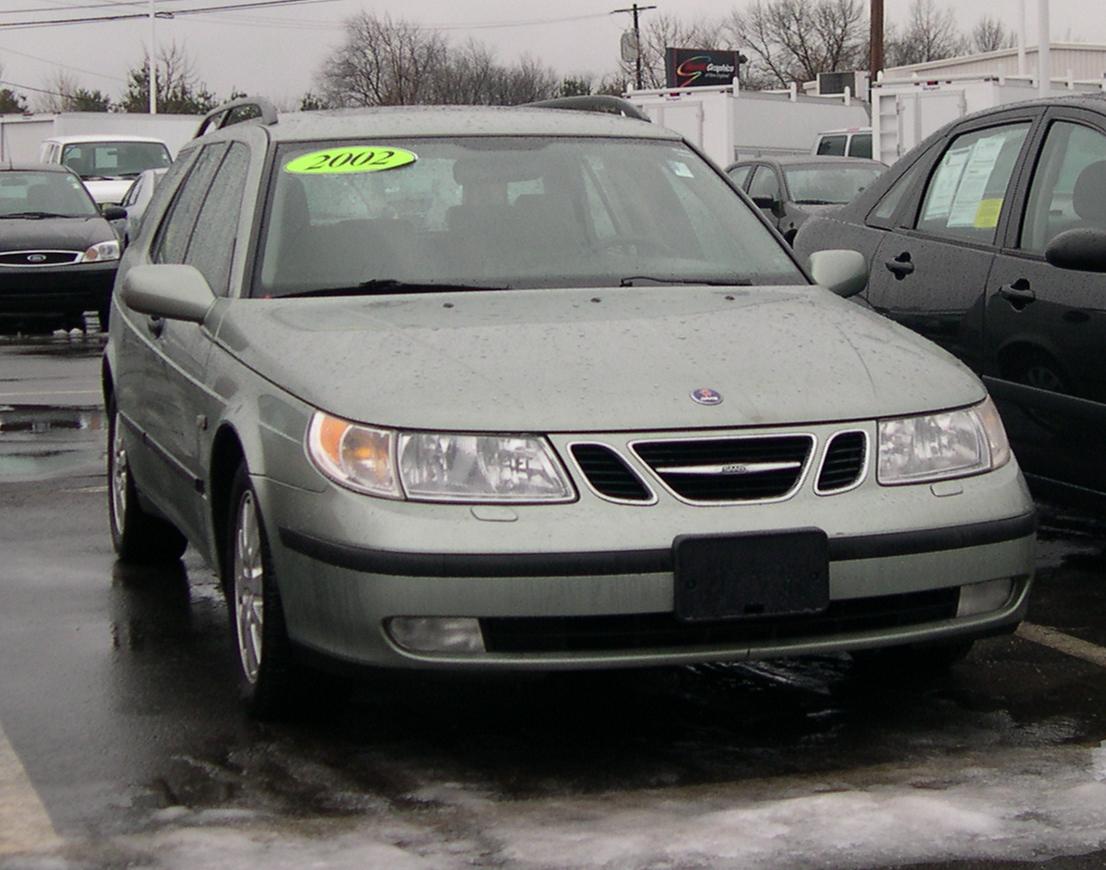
[
  {"x1": 869, "y1": 0, "x2": 884, "y2": 83},
  {"x1": 148, "y1": 0, "x2": 157, "y2": 113},
  {"x1": 612, "y1": 3, "x2": 657, "y2": 90}
]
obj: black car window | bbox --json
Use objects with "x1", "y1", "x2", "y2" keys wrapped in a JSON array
[
  {"x1": 748, "y1": 166, "x2": 781, "y2": 202},
  {"x1": 153, "y1": 144, "x2": 227, "y2": 265},
  {"x1": 868, "y1": 155, "x2": 929, "y2": 226},
  {"x1": 727, "y1": 165, "x2": 752, "y2": 188},
  {"x1": 915, "y1": 123, "x2": 1030, "y2": 245},
  {"x1": 1021, "y1": 121, "x2": 1106, "y2": 253},
  {"x1": 847, "y1": 133, "x2": 872, "y2": 159},
  {"x1": 816, "y1": 135, "x2": 847, "y2": 157},
  {"x1": 184, "y1": 143, "x2": 251, "y2": 297}
]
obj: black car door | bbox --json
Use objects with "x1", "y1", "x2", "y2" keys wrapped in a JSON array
[
  {"x1": 985, "y1": 107, "x2": 1106, "y2": 498},
  {"x1": 866, "y1": 110, "x2": 1041, "y2": 372}
]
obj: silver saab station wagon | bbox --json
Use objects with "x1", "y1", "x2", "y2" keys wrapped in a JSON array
[{"x1": 103, "y1": 97, "x2": 1036, "y2": 717}]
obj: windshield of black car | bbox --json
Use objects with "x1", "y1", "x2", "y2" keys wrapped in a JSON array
[
  {"x1": 0, "y1": 170, "x2": 99, "y2": 217},
  {"x1": 783, "y1": 163, "x2": 884, "y2": 205},
  {"x1": 61, "y1": 141, "x2": 172, "y2": 179},
  {"x1": 254, "y1": 136, "x2": 804, "y2": 297}
]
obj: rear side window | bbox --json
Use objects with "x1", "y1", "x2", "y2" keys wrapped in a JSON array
[
  {"x1": 184, "y1": 143, "x2": 251, "y2": 296},
  {"x1": 816, "y1": 135, "x2": 847, "y2": 157},
  {"x1": 868, "y1": 155, "x2": 928, "y2": 226},
  {"x1": 152, "y1": 144, "x2": 227, "y2": 264},
  {"x1": 847, "y1": 133, "x2": 872, "y2": 159},
  {"x1": 915, "y1": 123, "x2": 1030, "y2": 244},
  {"x1": 727, "y1": 165, "x2": 752, "y2": 188}
]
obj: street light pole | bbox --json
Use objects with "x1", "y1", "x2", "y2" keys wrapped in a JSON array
[
  {"x1": 869, "y1": 0, "x2": 884, "y2": 82},
  {"x1": 149, "y1": 0, "x2": 157, "y2": 114},
  {"x1": 612, "y1": 3, "x2": 656, "y2": 90}
]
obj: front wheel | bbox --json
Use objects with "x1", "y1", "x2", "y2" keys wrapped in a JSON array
[
  {"x1": 107, "y1": 399, "x2": 188, "y2": 564},
  {"x1": 226, "y1": 463, "x2": 298, "y2": 718}
]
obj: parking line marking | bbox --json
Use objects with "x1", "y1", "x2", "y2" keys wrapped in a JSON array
[
  {"x1": 1017, "y1": 622, "x2": 1106, "y2": 670},
  {"x1": 0, "y1": 721, "x2": 61, "y2": 855}
]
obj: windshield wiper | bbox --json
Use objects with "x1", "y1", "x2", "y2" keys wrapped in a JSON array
[
  {"x1": 619, "y1": 275, "x2": 754, "y2": 287},
  {"x1": 793, "y1": 199, "x2": 842, "y2": 205},
  {"x1": 79, "y1": 174, "x2": 114, "y2": 181},
  {"x1": 282, "y1": 279, "x2": 510, "y2": 298},
  {"x1": 0, "y1": 211, "x2": 72, "y2": 219}
]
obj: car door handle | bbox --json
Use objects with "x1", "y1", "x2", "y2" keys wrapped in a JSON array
[
  {"x1": 146, "y1": 315, "x2": 165, "y2": 338},
  {"x1": 998, "y1": 279, "x2": 1036, "y2": 308},
  {"x1": 884, "y1": 252, "x2": 914, "y2": 279}
]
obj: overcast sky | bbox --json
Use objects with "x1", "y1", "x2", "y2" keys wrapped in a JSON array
[{"x1": 0, "y1": 0, "x2": 1103, "y2": 110}]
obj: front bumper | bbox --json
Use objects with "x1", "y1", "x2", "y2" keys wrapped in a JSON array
[
  {"x1": 0, "y1": 261, "x2": 116, "y2": 318},
  {"x1": 256, "y1": 433, "x2": 1037, "y2": 669}
]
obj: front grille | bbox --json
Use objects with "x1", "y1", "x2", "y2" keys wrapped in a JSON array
[
  {"x1": 632, "y1": 435, "x2": 814, "y2": 503},
  {"x1": 817, "y1": 431, "x2": 867, "y2": 493},
  {"x1": 570, "y1": 443, "x2": 653, "y2": 503},
  {"x1": 480, "y1": 588, "x2": 960, "y2": 653},
  {"x1": 0, "y1": 250, "x2": 80, "y2": 266}
]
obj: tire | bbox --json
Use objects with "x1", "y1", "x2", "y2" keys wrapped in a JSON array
[
  {"x1": 850, "y1": 639, "x2": 974, "y2": 676},
  {"x1": 97, "y1": 301, "x2": 111, "y2": 334},
  {"x1": 226, "y1": 463, "x2": 298, "y2": 719},
  {"x1": 107, "y1": 399, "x2": 188, "y2": 564}
]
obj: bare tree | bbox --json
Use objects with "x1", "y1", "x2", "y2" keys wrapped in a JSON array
[
  {"x1": 318, "y1": 12, "x2": 448, "y2": 107},
  {"x1": 971, "y1": 15, "x2": 1016, "y2": 54},
  {"x1": 728, "y1": 0, "x2": 867, "y2": 88},
  {"x1": 34, "y1": 71, "x2": 111, "y2": 113},
  {"x1": 118, "y1": 43, "x2": 217, "y2": 113},
  {"x1": 886, "y1": 0, "x2": 967, "y2": 67}
]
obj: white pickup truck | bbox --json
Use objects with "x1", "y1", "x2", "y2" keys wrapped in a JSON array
[{"x1": 39, "y1": 135, "x2": 173, "y2": 206}]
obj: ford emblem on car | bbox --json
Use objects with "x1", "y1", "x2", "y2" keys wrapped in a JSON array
[
  {"x1": 690, "y1": 388, "x2": 722, "y2": 405},
  {"x1": 26, "y1": 254, "x2": 47, "y2": 263}
]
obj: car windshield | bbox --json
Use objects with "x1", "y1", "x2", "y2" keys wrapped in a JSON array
[
  {"x1": 255, "y1": 136, "x2": 805, "y2": 297},
  {"x1": 784, "y1": 164, "x2": 884, "y2": 205},
  {"x1": 0, "y1": 170, "x2": 99, "y2": 217},
  {"x1": 61, "y1": 141, "x2": 172, "y2": 180}
]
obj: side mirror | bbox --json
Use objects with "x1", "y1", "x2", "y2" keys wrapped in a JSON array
[
  {"x1": 101, "y1": 205, "x2": 127, "y2": 222},
  {"x1": 752, "y1": 195, "x2": 779, "y2": 212},
  {"x1": 1044, "y1": 228, "x2": 1106, "y2": 273},
  {"x1": 808, "y1": 249, "x2": 868, "y2": 298},
  {"x1": 121, "y1": 264, "x2": 214, "y2": 323}
]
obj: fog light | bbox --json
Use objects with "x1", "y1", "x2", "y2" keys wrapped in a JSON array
[
  {"x1": 387, "y1": 617, "x2": 485, "y2": 653},
  {"x1": 957, "y1": 578, "x2": 1013, "y2": 617}
]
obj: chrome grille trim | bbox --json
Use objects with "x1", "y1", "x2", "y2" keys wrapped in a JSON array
[{"x1": 629, "y1": 433, "x2": 817, "y2": 506}]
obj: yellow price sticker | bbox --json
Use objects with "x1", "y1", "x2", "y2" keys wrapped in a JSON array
[
  {"x1": 974, "y1": 198, "x2": 1003, "y2": 229},
  {"x1": 283, "y1": 146, "x2": 417, "y2": 175}
]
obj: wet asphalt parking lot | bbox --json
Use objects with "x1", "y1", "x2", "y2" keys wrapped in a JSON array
[{"x1": 1, "y1": 332, "x2": 1106, "y2": 870}]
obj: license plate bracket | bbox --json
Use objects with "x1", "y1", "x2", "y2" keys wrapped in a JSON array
[{"x1": 673, "y1": 529, "x2": 829, "y2": 623}]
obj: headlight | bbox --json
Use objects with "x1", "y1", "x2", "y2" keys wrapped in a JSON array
[
  {"x1": 80, "y1": 240, "x2": 120, "y2": 262},
  {"x1": 877, "y1": 397, "x2": 1011, "y2": 485},
  {"x1": 398, "y1": 432, "x2": 573, "y2": 502},
  {"x1": 307, "y1": 412, "x2": 574, "y2": 503}
]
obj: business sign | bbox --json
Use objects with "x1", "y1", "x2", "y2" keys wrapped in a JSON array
[{"x1": 665, "y1": 48, "x2": 740, "y2": 89}]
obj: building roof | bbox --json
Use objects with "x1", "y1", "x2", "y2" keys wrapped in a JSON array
[{"x1": 885, "y1": 42, "x2": 1106, "y2": 78}]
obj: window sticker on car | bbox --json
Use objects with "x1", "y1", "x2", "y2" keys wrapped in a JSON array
[
  {"x1": 668, "y1": 160, "x2": 695, "y2": 178},
  {"x1": 974, "y1": 198, "x2": 1003, "y2": 228},
  {"x1": 284, "y1": 147, "x2": 418, "y2": 175}
]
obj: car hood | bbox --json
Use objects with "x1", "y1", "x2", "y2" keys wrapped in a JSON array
[
  {"x1": 0, "y1": 216, "x2": 114, "y2": 251},
  {"x1": 82, "y1": 179, "x2": 133, "y2": 206},
  {"x1": 213, "y1": 285, "x2": 985, "y2": 431}
]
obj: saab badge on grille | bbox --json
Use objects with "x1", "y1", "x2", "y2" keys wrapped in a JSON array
[{"x1": 690, "y1": 388, "x2": 722, "y2": 406}]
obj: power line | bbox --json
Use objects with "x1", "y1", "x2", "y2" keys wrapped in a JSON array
[
  {"x1": 0, "y1": 0, "x2": 342, "y2": 29},
  {"x1": 0, "y1": 42, "x2": 128, "y2": 81}
]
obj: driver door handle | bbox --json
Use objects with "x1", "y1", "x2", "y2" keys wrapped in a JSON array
[
  {"x1": 884, "y1": 252, "x2": 914, "y2": 279},
  {"x1": 146, "y1": 315, "x2": 165, "y2": 338},
  {"x1": 998, "y1": 278, "x2": 1036, "y2": 307}
]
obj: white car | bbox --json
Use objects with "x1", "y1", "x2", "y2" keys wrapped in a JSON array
[{"x1": 39, "y1": 135, "x2": 172, "y2": 206}]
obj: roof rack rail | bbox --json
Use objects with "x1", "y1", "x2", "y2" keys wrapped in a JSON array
[
  {"x1": 525, "y1": 95, "x2": 651, "y2": 123},
  {"x1": 195, "y1": 97, "x2": 278, "y2": 139}
]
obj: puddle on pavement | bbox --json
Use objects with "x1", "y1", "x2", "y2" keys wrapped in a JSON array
[{"x1": 0, "y1": 405, "x2": 106, "y2": 482}]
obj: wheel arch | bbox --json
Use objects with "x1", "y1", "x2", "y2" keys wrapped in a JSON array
[{"x1": 209, "y1": 422, "x2": 247, "y2": 588}]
